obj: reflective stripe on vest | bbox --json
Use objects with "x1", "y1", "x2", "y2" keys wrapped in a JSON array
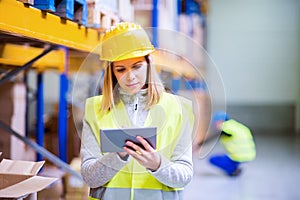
[
  {"x1": 85, "y1": 92, "x2": 194, "y2": 199},
  {"x1": 89, "y1": 187, "x2": 184, "y2": 200},
  {"x1": 220, "y1": 119, "x2": 256, "y2": 162}
]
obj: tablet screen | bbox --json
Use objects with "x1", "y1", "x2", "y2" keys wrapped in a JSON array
[{"x1": 100, "y1": 127, "x2": 157, "y2": 152}]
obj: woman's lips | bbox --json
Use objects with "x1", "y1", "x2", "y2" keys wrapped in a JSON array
[{"x1": 126, "y1": 83, "x2": 138, "y2": 87}]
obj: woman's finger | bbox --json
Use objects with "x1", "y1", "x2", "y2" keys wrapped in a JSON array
[
  {"x1": 125, "y1": 140, "x2": 145, "y2": 155},
  {"x1": 136, "y1": 136, "x2": 154, "y2": 151}
]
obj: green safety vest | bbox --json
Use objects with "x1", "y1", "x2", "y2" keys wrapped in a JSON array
[
  {"x1": 85, "y1": 92, "x2": 194, "y2": 200},
  {"x1": 220, "y1": 119, "x2": 256, "y2": 162}
]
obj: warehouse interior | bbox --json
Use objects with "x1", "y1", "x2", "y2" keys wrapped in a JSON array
[{"x1": 0, "y1": 0, "x2": 299, "y2": 199}]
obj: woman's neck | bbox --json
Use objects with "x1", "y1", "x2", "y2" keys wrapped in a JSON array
[{"x1": 118, "y1": 87, "x2": 148, "y2": 105}]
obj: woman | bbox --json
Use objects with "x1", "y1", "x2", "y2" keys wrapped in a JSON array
[{"x1": 80, "y1": 22, "x2": 195, "y2": 200}]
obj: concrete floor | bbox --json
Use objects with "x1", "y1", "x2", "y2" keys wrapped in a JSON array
[{"x1": 183, "y1": 132, "x2": 300, "y2": 200}]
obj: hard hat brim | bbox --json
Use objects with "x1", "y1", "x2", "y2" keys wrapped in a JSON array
[{"x1": 109, "y1": 49, "x2": 155, "y2": 62}]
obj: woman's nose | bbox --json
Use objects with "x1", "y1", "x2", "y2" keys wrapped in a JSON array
[{"x1": 126, "y1": 70, "x2": 135, "y2": 81}]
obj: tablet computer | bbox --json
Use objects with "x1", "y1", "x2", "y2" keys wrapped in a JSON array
[{"x1": 100, "y1": 127, "x2": 157, "y2": 152}]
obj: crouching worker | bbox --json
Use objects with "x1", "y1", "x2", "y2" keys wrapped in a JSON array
[{"x1": 209, "y1": 111, "x2": 256, "y2": 176}]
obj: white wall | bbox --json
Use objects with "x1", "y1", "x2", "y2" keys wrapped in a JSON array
[{"x1": 207, "y1": 0, "x2": 300, "y2": 130}]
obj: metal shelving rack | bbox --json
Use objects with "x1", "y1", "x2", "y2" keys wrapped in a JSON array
[
  {"x1": 0, "y1": 0, "x2": 100, "y2": 52},
  {"x1": 0, "y1": 0, "x2": 208, "y2": 175},
  {"x1": 0, "y1": 0, "x2": 102, "y2": 174}
]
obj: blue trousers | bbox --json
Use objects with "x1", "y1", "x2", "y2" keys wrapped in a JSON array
[{"x1": 209, "y1": 154, "x2": 241, "y2": 176}]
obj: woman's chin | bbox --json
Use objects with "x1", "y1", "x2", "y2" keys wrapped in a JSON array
[
  {"x1": 122, "y1": 84, "x2": 144, "y2": 94},
  {"x1": 124, "y1": 88, "x2": 139, "y2": 95}
]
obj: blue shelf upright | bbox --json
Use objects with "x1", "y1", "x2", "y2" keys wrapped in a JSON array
[{"x1": 58, "y1": 47, "x2": 69, "y2": 163}]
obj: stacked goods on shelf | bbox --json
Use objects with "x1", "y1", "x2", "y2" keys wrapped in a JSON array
[
  {"x1": 25, "y1": 0, "x2": 134, "y2": 30},
  {"x1": 0, "y1": 82, "x2": 14, "y2": 160},
  {"x1": 191, "y1": 83, "x2": 211, "y2": 147},
  {"x1": 44, "y1": 103, "x2": 82, "y2": 164},
  {"x1": 86, "y1": 0, "x2": 134, "y2": 30},
  {"x1": 17, "y1": 0, "x2": 34, "y2": 5},
  {"x1": 0, "y1": 80, "x2": 35, "y2": 161},
  {"x1": 117, "y1": 0, "x2": 134, "y2": 22},
  {"x1": 86, "y1": 0, "x2": 119, "y2": 29},
  {"x1": 34, "y1": 0, "x2": 88, "y2": 25}
]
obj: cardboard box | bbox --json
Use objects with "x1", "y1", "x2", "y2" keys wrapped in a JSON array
[
  {"x1": 37, "y1": 165, "x2": 65, "y2": 200},
  {"x1": 0, "y1": 159, "x2": 57, "y2": 199}
]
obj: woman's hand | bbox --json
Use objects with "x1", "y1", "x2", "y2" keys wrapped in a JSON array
[{"x1": 124, "y1": 136, "x2": 161, "y2": 171}]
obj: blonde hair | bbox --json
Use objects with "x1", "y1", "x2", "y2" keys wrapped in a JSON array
[{"x1": 100, "y1": 55, "x2": 165, "y2": 112}]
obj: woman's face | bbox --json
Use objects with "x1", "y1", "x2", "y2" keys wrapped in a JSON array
[{"x1": 112, "y1": 56, "x2": 148, "y2": 94}]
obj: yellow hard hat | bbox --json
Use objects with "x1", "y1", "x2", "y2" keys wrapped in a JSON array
[{"x1": 99, "y1": 22, "x2": 155, "y2": 62}]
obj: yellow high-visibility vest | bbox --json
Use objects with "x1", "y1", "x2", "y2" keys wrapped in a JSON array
[
  {"x1": 220, "y1": 119, "x2": 256, "y2": 162},
  {"x1": 85, "y1": 92, "x2": 194, "y2": 200}
]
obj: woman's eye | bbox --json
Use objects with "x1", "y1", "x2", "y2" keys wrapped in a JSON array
[
  {"x1": 116, "y1": 68, "x2": 125, "y2": 73},
  {"x1": 132, "y1": 64, "x2": 143, "y2": 69}
]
